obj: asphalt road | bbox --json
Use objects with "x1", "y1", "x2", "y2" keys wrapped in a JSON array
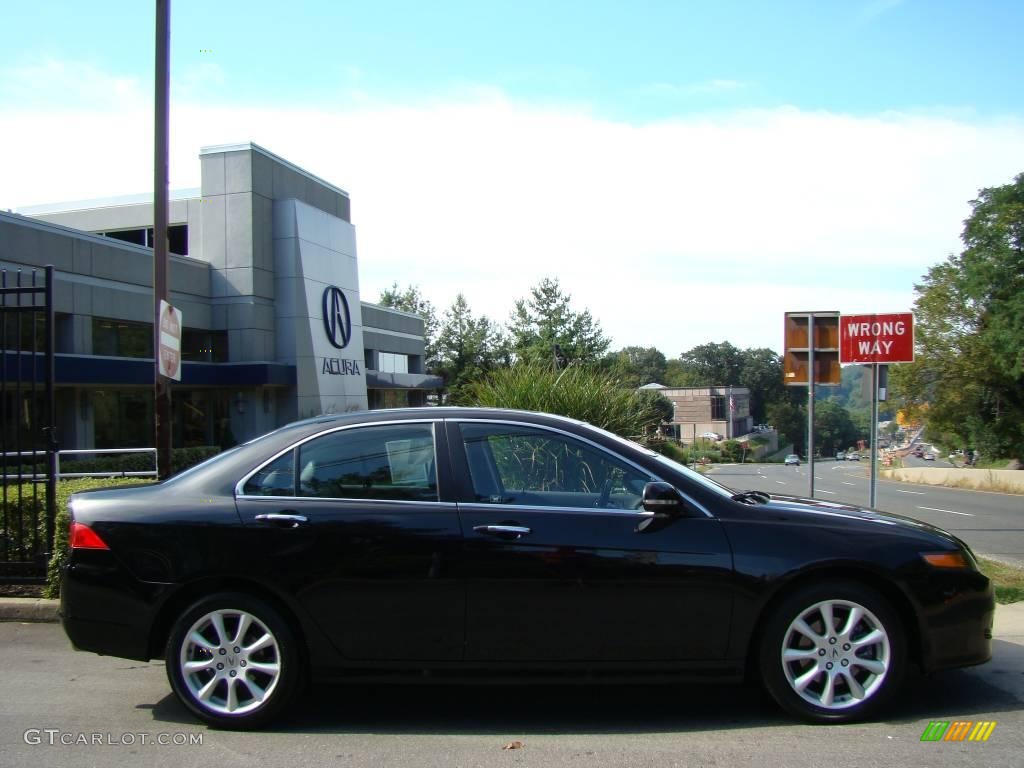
[
  {"x1": 707, "y1": 462, "x2": 1024, "y2": 567},
  {"x1": 1, "y1": 622, "x2": 1023, "y2": 768}
]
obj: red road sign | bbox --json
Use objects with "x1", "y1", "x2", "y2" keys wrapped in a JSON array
[
  {"x1": 158, "y1": 300, "x2": 182, "y2": 381},
  {"x1": 840, "y1": 312, "x2": 914, "y2": 363}
]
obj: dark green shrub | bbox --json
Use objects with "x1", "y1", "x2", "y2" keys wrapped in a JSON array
[
  {"x1": 466, "y1": 362, "x2": 663, "y2": 440},
  {"x1": 44, "y1": 477, "x2": 153, "y2": 598},
  {"x1": 58, "y1": 446, "x2": 220, "y2": 478}
]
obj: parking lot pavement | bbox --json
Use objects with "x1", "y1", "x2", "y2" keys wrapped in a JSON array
[{"x1": 1, "y1": 619, "x2": 1023, "y2": 768}]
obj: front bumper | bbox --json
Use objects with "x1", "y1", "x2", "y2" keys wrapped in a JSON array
[{"x1": 915, "y1": 570, "x2": 994, "y2": 672}]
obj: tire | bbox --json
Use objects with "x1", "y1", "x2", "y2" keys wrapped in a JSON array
[
  {"x1": 759, "y1": 581, "x2": 906, "y2": 723},
  {"x1": 165, "y1": 592, "x2": 303, "y2": 729}
]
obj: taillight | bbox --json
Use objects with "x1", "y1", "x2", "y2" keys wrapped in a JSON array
[{"x1": 69, "y1": 522, "x2": 110, "y2": 550}]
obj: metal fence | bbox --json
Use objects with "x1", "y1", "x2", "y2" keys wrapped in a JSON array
[
  {"x1": 0, "y1": 266, "x2": 56, "y2": 582},
  {"x1": 55, "y1": 448, "x2": 159, "y2": 479}
]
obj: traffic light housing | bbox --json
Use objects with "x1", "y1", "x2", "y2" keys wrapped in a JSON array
[{"x1": 784, "y1": 311, "x2": 840, "y2": 386}]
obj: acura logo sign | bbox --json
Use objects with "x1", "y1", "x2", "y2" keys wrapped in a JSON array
[{"x1": 322, "y1": 286, "x2": 352, "y2": 349}]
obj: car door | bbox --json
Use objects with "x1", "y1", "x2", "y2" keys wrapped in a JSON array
[
  {"x1": 448, "y1": 419, "x2": 734, "y2": 662},
  {"x1": 235, "y1": 420, "x2": 464, "y2": 661}
]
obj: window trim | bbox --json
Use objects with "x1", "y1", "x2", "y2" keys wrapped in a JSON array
[{"x1": 235, "y1": 419, "x2": 442, "y2": 502}]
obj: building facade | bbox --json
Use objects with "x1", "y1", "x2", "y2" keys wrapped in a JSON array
[
  {"x1": 1, "y1": 142, "x2": 441, "y2": 450},
  {"x1": 644, "y1": 384, "x2": 753, "y2": 441}
]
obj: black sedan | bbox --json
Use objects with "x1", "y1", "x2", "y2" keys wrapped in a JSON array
[{"x1": 61, "y1": 408, "x2": 993, "y2": 729}]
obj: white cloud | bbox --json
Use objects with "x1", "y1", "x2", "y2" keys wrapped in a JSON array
[{"x1": 2, "y1": 61, "x2": 1022, "y2": 356}]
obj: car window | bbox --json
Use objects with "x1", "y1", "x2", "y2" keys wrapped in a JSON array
[
  {"x1": 296, "y1": 423, "x2": 438, "y2": 502},
  {"x1": 242, "y1": 451, "x2": 296, "y2": 496},
  {"x1": 458, "y1": 423, "x2": 651, "y2": 510}
]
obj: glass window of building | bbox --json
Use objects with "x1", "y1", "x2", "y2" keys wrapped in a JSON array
[
  {"x1": 92, "y1": 318, "x2": 153, "y2": 358},
  {"x1": 377, "y1": 352, "x2": 409, "y2": 374},
  {"x1": 711, "y1": 396, "x2": 727, "y2": 420}
]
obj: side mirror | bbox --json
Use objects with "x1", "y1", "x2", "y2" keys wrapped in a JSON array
[{"x1": 641, "y1": 481, "x2": 684, "y2": 516}]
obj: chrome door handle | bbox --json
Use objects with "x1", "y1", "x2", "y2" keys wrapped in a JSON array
[
  {"x1": 473, "y1": 524, "x2": 532, "y2": 539},
  {"x1": 254, "y1": 513, "x2": 308, "y2": 528}
]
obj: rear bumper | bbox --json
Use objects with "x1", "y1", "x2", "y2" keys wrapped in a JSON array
[{"x1": 60, "y1": 552, "x2": 164, "y2": 661}]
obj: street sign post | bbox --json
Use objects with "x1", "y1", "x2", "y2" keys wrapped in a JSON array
[{"x1": 784, "y1": 311, "x2": 840, "y2": 499}]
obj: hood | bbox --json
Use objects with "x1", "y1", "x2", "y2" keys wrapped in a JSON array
[{"x1": 755, "y1": 493, "x2": 964, "y2": 548}]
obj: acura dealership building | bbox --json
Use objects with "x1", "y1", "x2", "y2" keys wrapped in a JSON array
[{"x1": 1, "y1": 142, "x2": 441, "y2": 451}]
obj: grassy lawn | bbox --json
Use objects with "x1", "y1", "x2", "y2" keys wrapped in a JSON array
[{"x1": 979, "y1": 557, "x2": 1024, "y2": 604}]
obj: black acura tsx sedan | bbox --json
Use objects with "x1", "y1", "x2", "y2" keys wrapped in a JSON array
[{"x1": 61, "y1": 408, "x2": 993, "y2": 729}]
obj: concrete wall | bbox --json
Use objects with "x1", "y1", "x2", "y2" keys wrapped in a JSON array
[
  {"x1": 882, "y1": 467, "x2": 1024, "y2": 493},
  {"x1": 273, "y1": 198, "x2": 367, "y2": 416},
  {"x1": 0, "y1": 212, "x2": 212, "y2": 339}
]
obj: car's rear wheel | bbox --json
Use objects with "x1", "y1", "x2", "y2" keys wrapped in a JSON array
[
  {"x1": 165, "y1": 592, "x2": 302, "y2": 729},
  {"x1": 759, "y1": 581, "x2": 905, "y2": 723}
]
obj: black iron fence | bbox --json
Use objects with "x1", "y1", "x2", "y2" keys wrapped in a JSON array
[{"x1": 1, "y1": 266, "x2": 56, "y2": 582}]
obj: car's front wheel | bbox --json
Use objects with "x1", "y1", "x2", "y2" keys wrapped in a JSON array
[
  {"x1": 165, "y1": 592, "x2": 302, "y2": 729},
  {"x1": 759, "y1": 581, "x2": 905, "y2": 723}
]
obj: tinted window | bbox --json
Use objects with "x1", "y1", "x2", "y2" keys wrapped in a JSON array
[
  {"x1": 459, "y1": 423, "x2": 651, "y2": 509},
  {"x1": 297, "y1": 424, "x2": 437, "y2": 501},
  {"x1": 242, "y1": 451, "x2": 295, "y2": 496}
]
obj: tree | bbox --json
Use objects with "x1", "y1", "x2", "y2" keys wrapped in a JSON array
[
  {"x1": 663, "y1": 358, "x2": 701, "y2": 387},
  {"x1": 602, "y1": 346, "x2": 668, "y2": 388},
  {"x1": 738, "y1": 348, "x2": 785, "y2": 423},
  {"x1": 768, "y1": 401, "x2": 806, "y2": 455},
  {"x1": 378, "y1": 283, "x2": 439, "y2": 371},
  {"x1": 434, "y1": 294, "x2": 508, "y2": 404},
  {"x1": 891, "y1": 174, "x2": 1024, "y2": 459},
  {"x1": 508, "y1": 278, "x2": 610, "y2": 365},
  {"x1": 814, "y1": 400, "x2": 861, "y2": 456},
  {"x1": 636, "y1": 388, "x2": 675, "y2": 424},
  {"x1": 677, "y1": 341, "x2": 744, "y2": 386}
]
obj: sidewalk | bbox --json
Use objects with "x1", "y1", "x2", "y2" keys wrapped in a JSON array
[{"x1": 4, "y1": 597, "x2": 1024, "y2": 637}]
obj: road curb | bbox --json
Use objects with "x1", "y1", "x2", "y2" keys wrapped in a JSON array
[
  {"x1": 995, "y1": 601, "x2": 1024, "y2": 639},
  {"x1": 0, "y1": 597, "x2": 60, "y2": 623}
]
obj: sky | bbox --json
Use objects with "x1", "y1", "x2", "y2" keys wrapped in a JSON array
[{"x1": 2, "y1": 0, "x2": 1023, "y2": 357}]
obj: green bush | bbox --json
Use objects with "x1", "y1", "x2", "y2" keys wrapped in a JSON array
[
  {"x1": 466, "y1": 362, "x2": 664, "y2": 440},
  {"x1": 1, "y1": 482, "x2": 47, "y2": 566},
  {"x1": 649, "y1": 440, "x2": 726, "y2": 465},
  {"x1": 44, "y1": 477, "x2": 153, "y2": 598},
  {"x1": 651, "y1": 439, "x2": 688, "y2": 464},
  {"x1": 58, "y1": 446, "x2": 220, "y2": 477},
  {"x1": 721, "y1": 440, "x2": 742, "y2": 462}
]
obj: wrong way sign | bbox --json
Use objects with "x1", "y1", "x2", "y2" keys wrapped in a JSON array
[{"x1": 840, "y1": 312, "x2": 914, "y2": 364}]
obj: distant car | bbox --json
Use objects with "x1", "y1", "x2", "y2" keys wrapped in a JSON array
[
  {"x1": 784, "y1": 454, "x2": 800, "y2": 466},
  {"x1": 847, "y1": 453, "x2": 861, "y2": 461},
  {"x1": 913, "y1": 448, "x2": 924, "y2": 458},
  {"x1": 925, "y1": 453, "x2": 936, "y2": 461},
  {"x1": 699, "y1": 431, "x2": 723, "y2": 441},
  {"x1": 836, "y1": 451, "x2": 846, "y2": 461}
]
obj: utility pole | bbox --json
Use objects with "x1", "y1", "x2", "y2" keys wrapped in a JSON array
[
  {"x1": 807, "y1": 314, "x2": 816, "y2": 498},
  {"x1": 153, "y1": 0, "x2": 172, "y2": 479}
]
